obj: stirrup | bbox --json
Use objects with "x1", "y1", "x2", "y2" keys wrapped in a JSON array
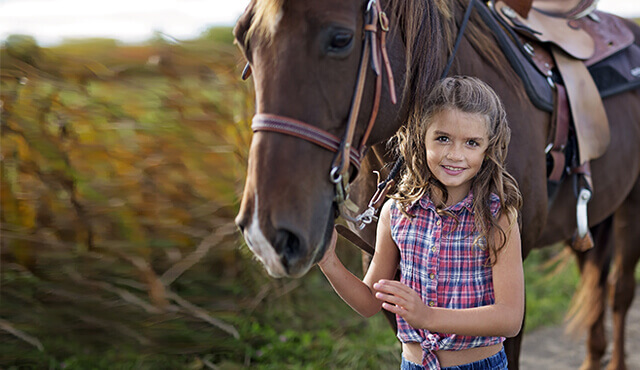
[
  {"x1": 572, "y1": 187, "x2": 594, "y2": 251},
  {"x1": 576, "y1": 187, "x2": 591, "y2": 238}
]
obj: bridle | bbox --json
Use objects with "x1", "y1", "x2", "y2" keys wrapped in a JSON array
[{"x1": 247, "y1": 0, "x2": 397, "y2": 223}]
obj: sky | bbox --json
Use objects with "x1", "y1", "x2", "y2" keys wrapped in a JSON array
[{"x1": 1, "y1": 0, "x2": 639, "y2": 46}]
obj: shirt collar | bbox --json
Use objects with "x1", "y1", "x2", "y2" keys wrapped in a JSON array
[{"x1": 415, "y1": 190, "x2": 474, "y2": 214}]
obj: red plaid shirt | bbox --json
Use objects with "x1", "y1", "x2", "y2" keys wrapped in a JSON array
[{"x1": 389, "y1": 191, "x2": 504, "y2": 369}]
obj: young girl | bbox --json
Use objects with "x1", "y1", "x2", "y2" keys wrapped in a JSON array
[{"x1": 318, "y1": 76, "x2": 524, "y2": 369}]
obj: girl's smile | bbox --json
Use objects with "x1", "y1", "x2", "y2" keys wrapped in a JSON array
[
  {"x1": 441, "y1": 165, "x2": 467, "y2": 175},
  {"x1": 426, "y1": 108, "x2": 489, "y2": 206}
]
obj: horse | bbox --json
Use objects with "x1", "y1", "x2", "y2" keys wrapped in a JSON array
[{"x1": 232, "y1": 0, "x2": 640, "y2": 368}]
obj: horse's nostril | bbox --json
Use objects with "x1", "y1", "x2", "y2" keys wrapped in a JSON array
[{"x1": 273, "y1": 229, "x2": 301, "y2": 271}]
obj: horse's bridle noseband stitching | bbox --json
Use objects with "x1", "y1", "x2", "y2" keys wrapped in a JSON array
[{"x1": 249, "y1": 0, "x2": 397, "y2": 219}]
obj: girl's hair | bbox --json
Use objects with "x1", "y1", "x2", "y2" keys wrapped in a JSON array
[{"x1": 391, "y1": 76, "x2": 523, "y2": 265}]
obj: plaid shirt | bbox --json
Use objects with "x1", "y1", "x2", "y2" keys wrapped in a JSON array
[{"x1": 389, "y1": 191, "x2": 504, "y2": 369}]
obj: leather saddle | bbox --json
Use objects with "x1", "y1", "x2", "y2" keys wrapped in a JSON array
[
  {"x1": 477, "y1": 0, "x2": 640, "y2": 187},
  {"x1": 476, "y1": 0, "x2": 640, "y2": 250}
]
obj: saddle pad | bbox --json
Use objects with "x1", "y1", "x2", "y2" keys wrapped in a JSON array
[
  {"x1": 477, "y1": 1, "x2": 555, "y2": 112},
  {"x1": 589, "y1": 42, "x2": 640, "y2": 98}
]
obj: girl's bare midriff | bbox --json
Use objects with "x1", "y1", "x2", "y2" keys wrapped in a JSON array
[{"x1": 402, "y1": 342, "x2": 503, "y2": 367}]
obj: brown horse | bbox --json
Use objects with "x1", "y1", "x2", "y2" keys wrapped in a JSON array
[{"x1": 233, "y1": 0, "x2": 640, "y2": 368}]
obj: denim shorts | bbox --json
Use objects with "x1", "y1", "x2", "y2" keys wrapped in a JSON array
[{"x1": 400, "y1": 347, "x2": 508, "y2": 370}]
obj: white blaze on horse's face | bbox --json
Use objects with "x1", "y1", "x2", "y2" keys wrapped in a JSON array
[{"x1": 244, "y1": 194, "x2": 287, "y2": 278}]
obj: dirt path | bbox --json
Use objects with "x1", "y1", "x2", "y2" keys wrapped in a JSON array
[{"x1": 519, "y1": 287, "x2": 640, "y2": 369}]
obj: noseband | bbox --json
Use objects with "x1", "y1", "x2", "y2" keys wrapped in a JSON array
[{"x1": 248, "y1": 0, "x2": 397, "y2": 221}]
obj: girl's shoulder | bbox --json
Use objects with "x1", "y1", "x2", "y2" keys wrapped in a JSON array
[{"x1": 386, "y1": 198, "x2": 405, "y2": 220}]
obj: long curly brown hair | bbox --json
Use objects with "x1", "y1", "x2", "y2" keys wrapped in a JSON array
[{"x1": 391, "y1": 76, "x2": 522, "y2": 265}]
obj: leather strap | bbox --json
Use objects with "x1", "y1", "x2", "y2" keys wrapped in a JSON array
[
  {"x1": 552, "y1": 47, "x2": 610, "y2": 164},
  {"x1": 252, "y1": 114, "x2": 363, "y2": 170},
  {"x1": 548, "y1": 83, "x2": 569, "y2": 181},
  {"x1": 502, "y1": 0, "x2": 533, "y2": 18},
  {"x1": 334, "y1": 224, "x2": 375, "y2": 256}
]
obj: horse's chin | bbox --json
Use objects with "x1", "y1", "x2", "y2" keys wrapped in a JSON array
[{"x1": 257, "y1": 251, "x2": 314, "y2": 278}]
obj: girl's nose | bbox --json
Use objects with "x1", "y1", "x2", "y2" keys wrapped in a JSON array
[{"x1": 446, "y1": 147, "x2": 463, "y2": 161}]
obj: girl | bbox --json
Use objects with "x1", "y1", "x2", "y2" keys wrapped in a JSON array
[{"x1": 318, "y1": 76, "x2": 524, "y2": 369}]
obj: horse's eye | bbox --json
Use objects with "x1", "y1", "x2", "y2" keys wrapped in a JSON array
[{"x1": 328, "y1": 31, "x2": 353, "y2": 52}]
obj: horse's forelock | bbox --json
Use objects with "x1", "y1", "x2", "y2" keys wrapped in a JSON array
[{"x1": 247, "y1": 0, "x2": 285, "y2": 43}]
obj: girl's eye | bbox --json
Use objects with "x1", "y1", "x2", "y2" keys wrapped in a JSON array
[
  {"x1": 436, "y1": 136, "x2": 449, "y2": 143},
  {"x1": 467, "y1": 140, "x2": 479, "y2": 147}
]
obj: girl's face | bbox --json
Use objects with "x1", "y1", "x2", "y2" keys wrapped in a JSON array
[{"x1": 425, "y1": 109, "x2": 490, "y2": 206}]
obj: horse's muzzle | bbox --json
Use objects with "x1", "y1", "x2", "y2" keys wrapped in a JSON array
[{"x1": 236, "y1": 212, "x2": 315, "y2": 278}]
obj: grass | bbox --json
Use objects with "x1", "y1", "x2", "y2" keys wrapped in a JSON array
[
  {"x1": 0, "y1": 238, "x2": 605, "y2": 369},
  {"x1": 523, "y1": 245, "x2": 580, "y2": 332}
]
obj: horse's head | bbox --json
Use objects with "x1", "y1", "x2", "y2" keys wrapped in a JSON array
[{"x1": 233, "y1": 0, "x2": 440, "y2": 277}]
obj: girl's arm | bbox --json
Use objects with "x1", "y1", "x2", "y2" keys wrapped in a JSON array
[
  {"x1": 318, "y1": 201, "x2": 400, "y2": 318},
  {"x1": 374, "y1": 213, "x2": 524, "y2": 337}
]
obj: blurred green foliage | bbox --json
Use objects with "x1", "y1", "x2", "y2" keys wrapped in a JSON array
[{"x1": 200, "y1": 27, "x2": 236, "y2": 46}]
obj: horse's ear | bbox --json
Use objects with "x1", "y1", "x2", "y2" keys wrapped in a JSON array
[
  {"x1": 241, "y1": 63, "x2": 252, "y2": 80},
  {"x1": 234, "y1": 1, "x2": 255, "y2": 81},
  {"x1": 233, "y1": 0, "x2": 255, "y2": 50}
]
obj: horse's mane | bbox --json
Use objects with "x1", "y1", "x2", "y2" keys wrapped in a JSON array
[{"x1": 247, "y1": 0, "x2": 523, "y2": 120}]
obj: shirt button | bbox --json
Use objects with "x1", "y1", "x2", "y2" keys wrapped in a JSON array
[
  {"x1": 436, "y1": 219, "x2": 441, "y2": 226},
  {"x1": 431, "y1": 246, "x2": 437, "y2": 253},
  {"x1": 429, "y1": 301, "x2": 435, "y2": 307},
  {"x1": 429, "y1": 273, "x2": 436, "y2": 280}
]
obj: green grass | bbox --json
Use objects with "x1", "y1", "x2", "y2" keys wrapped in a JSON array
[
  {"x1": 523, "y1": 245, "x2": 580, "y2": 332},
  {"x1": 4, "y1": 238, "x2": 638, "y2": 369}
]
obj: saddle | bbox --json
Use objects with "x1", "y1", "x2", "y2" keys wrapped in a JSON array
[
  {"x1": 476, "y1": 0, "x2": 640, "y2": 249},
  {"x1": 493, "y1": 0, "x2": 630, "y2": 176}
]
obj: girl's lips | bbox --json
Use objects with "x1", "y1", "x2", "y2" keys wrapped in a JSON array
[{"x1": 441, "y1": 165, "x2": 465, "y2": 176}]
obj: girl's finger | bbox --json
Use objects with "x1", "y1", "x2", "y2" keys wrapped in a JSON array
[
  {"x1": 375, "y1": 291, "x2": 408, "y2": 308},
  {"x1": 374, "y1": 280, "x2": 413, "y2": 296},
  {"x1": 382, "y1": 302, "x2": 405, "y2": 315}
]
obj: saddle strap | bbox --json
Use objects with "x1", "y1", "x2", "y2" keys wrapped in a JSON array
[
  {"x1": 502, "y1": 0, "x2": 532, "y2": 18},
  {"x1": 548, "y1": 83, "x2": 569, "y2": 182},
  {"x1": 552, "y1": 47, "x2": 610, "y2": 164}
]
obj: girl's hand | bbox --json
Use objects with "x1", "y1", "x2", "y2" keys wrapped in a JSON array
[
  {"x1": 318, "y1": 228, "x2": 338, "y2": 267},
  {"x1": 373, "y1": 279, "x2": 430, "y2": 329}
]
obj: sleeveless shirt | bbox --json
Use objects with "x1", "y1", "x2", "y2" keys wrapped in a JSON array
[{"x1": 389, "y1": 191, "x2": 504, "y2": 369}]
